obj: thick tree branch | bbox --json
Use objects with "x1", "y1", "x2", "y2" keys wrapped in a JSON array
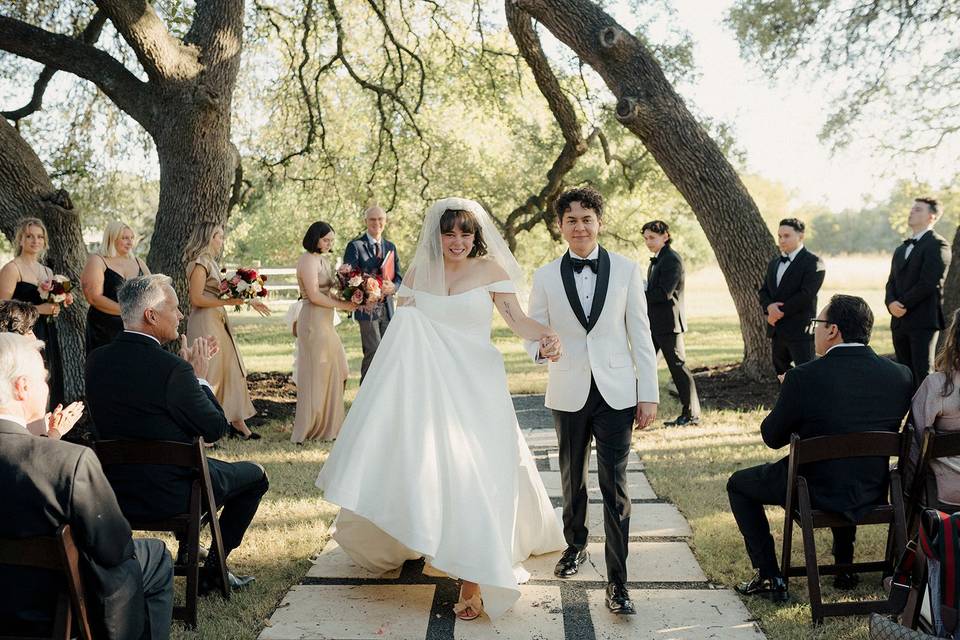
[
  {"x1": 0, "y1": 15, "x2": 152, "y2": 129},
  {"x1": 93, "y1": 0, "x2": 198, "y2": 82},
  {"x1": 1, "y1": 11, "x2": 108, "y2": 123}
]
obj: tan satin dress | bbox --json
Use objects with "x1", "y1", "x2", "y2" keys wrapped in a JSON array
[
  {"x1": 186, "y1": 252, "x2": 256, "y2": 423},
  {"x1": 292, "y1": 254, "x2": 349, "y2": 442}
]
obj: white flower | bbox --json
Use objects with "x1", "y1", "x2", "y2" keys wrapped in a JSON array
[
  {"x1": 236, "y1": 280, "x2": 250, "y2": 293},
  {"x1": 250, "y1": 282, "x2": 263, "y2": 294},
  {"x1": 52, "y1": 294, "x2": 66, "y2": 303},
  {"x1": 348, "y1": 275, "x2": 363, "y2": 287}
]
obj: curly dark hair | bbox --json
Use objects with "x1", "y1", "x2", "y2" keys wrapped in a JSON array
[
  {"x1": 641, "y1": 220, "x2": 671, "y2": 243},
  {"x1": 779, "y1": 218, "x2": 805, "y2": 233},
  {"x1": 0, "y1": 300, "x2": 40, "y2": 335},
  {"x1": 439, "y1": 209, "x2": 488, "y2": 257},
  {"x1": 555, "y1": 187, "x2": 604, "y2": 220}
]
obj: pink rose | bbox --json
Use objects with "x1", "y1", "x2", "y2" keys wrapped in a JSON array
[
  {"x1": 231, "y1": 275, "x2": 242, "y2": 285},
  {"x1": 38, "y1": 279, "x2": 53, "y2": 293},
  {"x1": 64, "y1": 292, "x2": 75, "y2": 306},
  {"x1": 348, "y1": 275, "x2": 363, "y2": 287},
  {"x1": 364, "y1": 278, "x2": 381, "y2": 293},
  {"x1": 351, "y1": 289, "x2": 365, "y2": 304},
  {"x1": 338, "y1": 263, "x2": 354, "y2": 274}
]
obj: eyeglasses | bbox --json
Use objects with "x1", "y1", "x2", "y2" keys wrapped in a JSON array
[{"x1": 807, "y1": 318, "x2": 835, "y2": 333}]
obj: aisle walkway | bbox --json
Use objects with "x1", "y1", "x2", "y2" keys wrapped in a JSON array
[{"x1": 259, "y1": 395, "x2": 764, "y2": 639}]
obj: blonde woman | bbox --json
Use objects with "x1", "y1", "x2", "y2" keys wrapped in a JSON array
[
  {"x1": 292, "y1": 221, "x2": 356, "y2": 444},
  {"x1": 81, "y1": 221, "x2": 149, "y2": 353},
  {"x1": 185, "y1": 223, "x2": 269, "y2": 440},
  {"x1": 0, "y1": 218, "x2": 67, "y2": 408}
]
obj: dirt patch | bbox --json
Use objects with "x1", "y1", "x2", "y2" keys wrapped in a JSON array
[
  {"x1": 247, "y1": 371, "x2": 297, "y2": 427},
  {"x1": 691, "y1": 363, "x2": 781, "y2": 411}
]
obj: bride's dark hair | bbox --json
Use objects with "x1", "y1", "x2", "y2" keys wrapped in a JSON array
[{"x1": 439, "y1": 209, "x2": 488, "y2": 257}]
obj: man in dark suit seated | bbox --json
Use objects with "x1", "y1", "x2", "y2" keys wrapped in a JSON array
[
  {"x1": 0, "y1": 332, "x2": 173, "y2": 639},
  {"x1": 758, "y1": 218, "x2": 826, "y2": 376},
  {"x1": 727, "y1": 295, "x2": 913, "y2": 601},
  {"x1": 86, "y1": 274, "x2": 269, "y2": 593}
]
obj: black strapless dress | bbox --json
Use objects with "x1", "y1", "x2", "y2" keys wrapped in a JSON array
[
  {"x1": 13, "y1": 281, "x2": 64, "y2": 408},
  {"x1": 85, "y1": 267, "x2": 130, "y2": 354}
]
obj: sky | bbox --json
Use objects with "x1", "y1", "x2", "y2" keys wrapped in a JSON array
[{"x1": 603, "y1": 0, "x2": 956, "y2": 212}]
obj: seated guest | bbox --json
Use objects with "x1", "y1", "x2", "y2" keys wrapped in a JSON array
[
  {"x1": 910, "y1": 308, "x2": 960, "y2": 505},
  {"x1": 727, "y1": 294, "x2": 913, "y2": 601},
  {"x1": 0, "y1": 333, "x2": 173, "y2": 639},
  {"x1": 86, "y1": 274, "x2": 269, "y2": 593},
  {"x1": 0, "y1": 300, "x2": 84, "y2": 439}
]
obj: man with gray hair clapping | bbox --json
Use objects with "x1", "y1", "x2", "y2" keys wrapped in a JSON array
[
  {"x1": 86, "y1": 274, "x2": 269, "y2": 595},
  {"x1": 0, "y1": 332, "x2": 174, "y2": 639}
]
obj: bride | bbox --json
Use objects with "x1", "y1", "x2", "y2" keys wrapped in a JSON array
[{"x1": 316, "y1": 197, "x2": 566, "y2": 620}]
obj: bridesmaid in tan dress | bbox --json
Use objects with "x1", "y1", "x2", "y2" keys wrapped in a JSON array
[
  {"x1": 292, "y1": 221, "x2": 358, "y2": 444},
  {"x1": 184, "y1": 222, "x2": 270, "y2": 440}
]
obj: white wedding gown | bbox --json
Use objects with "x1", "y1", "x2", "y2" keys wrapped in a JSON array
[{"x1": 315, "y1": 280, "x2": 565, "y2": 618}]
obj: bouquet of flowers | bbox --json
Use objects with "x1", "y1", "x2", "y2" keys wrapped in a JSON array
[
  {"x1": 336, "y1": 263, "x2": 382, "y2": 311},
  {"x1": 39, "y1": 275, "x2": 75, "y2": 321},
  {"x1": 219, "y1": 267, "x2": 268, "y2": 311}
]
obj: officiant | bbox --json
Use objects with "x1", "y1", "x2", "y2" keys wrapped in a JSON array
[{"x1": 343, "y1": 205, "x2": 403, "y2": 382}]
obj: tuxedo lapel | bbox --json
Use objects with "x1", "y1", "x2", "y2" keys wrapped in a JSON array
[
  {"x1": 560, "y1": 253, "x2": 589, "y2": 330},
  {"x1": 586, "y1": 247, "x2": 611, "y2": 333},
  {"x1": 774, "y1": 248, "x2": 805, "y2": 294},
  {"x1": 895, "y1": 244, "x2": 909, "y2": 271}
]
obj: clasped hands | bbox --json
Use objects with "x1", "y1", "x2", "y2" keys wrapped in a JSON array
[
  {"x1": 888, "y1": 301, "x2": 907, "y2": 318},
  {"x1": 539, "y1": 333, "x2": 563, "y2": 361},
  {"x1": 180, "y1": 334, "x2": 221, "y2": 379}
]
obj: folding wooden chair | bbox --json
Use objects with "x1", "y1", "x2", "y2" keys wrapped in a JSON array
[
  {"x1": 94, "y1": 438, "x2": 229, "y2": 629},
  {"x1": 780, "y1": 431, "x2": 909, "y2": 624},
  {"x1": 0, "y1": 524, "x2": 93, "y2": 640}
]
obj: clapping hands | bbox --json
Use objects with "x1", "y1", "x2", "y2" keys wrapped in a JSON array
[
  {"x1": 539, "y1": 332, "x2": 563, "y2": 362},
  {"x1": 180, "y1": 335, "x2": 220, "y2": 379},
  {"x1": 43, "y1": 401, "x2": 84, "y2": 439}
]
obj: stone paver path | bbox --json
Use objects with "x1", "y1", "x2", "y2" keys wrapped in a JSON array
[{"x1": 260, "y1": 395, "x2": 764, "y2": 639}]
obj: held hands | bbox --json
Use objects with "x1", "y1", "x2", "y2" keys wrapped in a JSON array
[
  {"x1": 45, "y1": 401, "x2": 84, "y2": 439},
  {"x1": 766, "y1": 302, "x2": 784, "y2": 325},
  {"x1": 888, "y1": 301, "x2": 907, "y2": 318},
  {"x1": 539, "y1": 332, "x2": 563, "y2": 361},
  {"x1": 634, "y1": 402, "x2": 657, "y2": 430},
  {"x1": 180, "y1": 335, "x2": 219, "y2": 379}
]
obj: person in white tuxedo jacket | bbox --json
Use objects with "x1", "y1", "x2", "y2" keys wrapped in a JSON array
[{"x1": 524, "y1": 187, "x2": 659, "y2": 616}]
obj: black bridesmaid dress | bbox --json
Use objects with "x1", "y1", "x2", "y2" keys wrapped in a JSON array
[
  {"x1": 12, "y1": 280, "x2": 64, "y2": 409},
  {"x1": 85, "y1": 258, "x2": 142, "y2": 353}
]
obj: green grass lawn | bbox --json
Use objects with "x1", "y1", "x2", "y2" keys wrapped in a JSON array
[{"x1": 172, "y1": 254, "x2": 898, "y2": 639}]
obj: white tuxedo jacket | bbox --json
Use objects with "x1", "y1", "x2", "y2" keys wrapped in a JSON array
[{"x1": 524, "y1": 247, "x2": 659, "y2": 412}]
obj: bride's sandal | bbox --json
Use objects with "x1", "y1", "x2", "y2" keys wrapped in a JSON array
[{"x1": 453, "y1": 591, "x2": 484, "y2": 621}]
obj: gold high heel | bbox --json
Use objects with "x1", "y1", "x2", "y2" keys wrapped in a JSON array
[{"x1": 453, "y1": 589, "x2": 484, "y2": 621}]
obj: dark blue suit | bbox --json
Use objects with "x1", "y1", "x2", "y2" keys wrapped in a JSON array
[{"x1": 342, "y1": 233, "x2": 403, "y2": 380}]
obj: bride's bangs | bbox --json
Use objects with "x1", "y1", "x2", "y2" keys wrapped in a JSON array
[{"x1": 439, "y1": 209, "x2": 487, "y2": 257}]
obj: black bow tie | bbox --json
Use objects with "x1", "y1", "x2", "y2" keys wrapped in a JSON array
[
  {"x1": 571, "y1": 257, "x2": 599, "y2": 273},
  {"x1": 649, "y1": 257, "x2": 658, "y2": 265},
  {"x1": 903, "y1": 238, "x2": 917, "y2": 246},
  {"x1": 779, "y1": 256, "x2": 791, "y2": 264}
]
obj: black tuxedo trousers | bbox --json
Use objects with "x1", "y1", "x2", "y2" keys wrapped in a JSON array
[{"x1": 552, "y1": 378, "x2": 634, "y2": 584}]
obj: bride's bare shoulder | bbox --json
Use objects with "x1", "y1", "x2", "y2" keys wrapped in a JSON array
[{"x1": 471, "y1": 257, "x2": 509, "y2": 281}]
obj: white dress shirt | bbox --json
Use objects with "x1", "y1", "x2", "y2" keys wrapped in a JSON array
[
  {"x1": 366, "y1": 233, "x2": 382, "y2": 258},
  {"x1": 905, "y1": 227, "x2": 932, "y2": 260},
  {"x1": 776, "y1": 244, "x2": 804, "y2": 288},
  {"x1": 569, "y1": 245, "x2": 599, "y2": 318},
  {"x1": 825, "y1": 342, "x2": 865, "y2": 355}
]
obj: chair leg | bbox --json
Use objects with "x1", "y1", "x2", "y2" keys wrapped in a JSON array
[
  {"x1": 182, "y1": 512, "x2": 201, "y2": 629},
  {"x1": 798, "y1": 482, "x2": 824, "y2": 624},
  {"x1": 781, "y1": 507, "x2": 795, "y2": 587}
]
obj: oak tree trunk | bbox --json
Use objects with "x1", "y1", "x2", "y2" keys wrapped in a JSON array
[
  {"x1": 0, "y1": 117, "x2": 89, "y2": 401},
  {"x1": 514, "y1": 0, "x2": 776, "y2": 379}
]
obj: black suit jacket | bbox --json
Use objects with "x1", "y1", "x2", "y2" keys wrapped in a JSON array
[
  {"x1": 645, "y1": 244, "x2": 686, "y2": 335},
  {"x1": 884, "y1": 230, "x2": 951, "y2": 331},
  {"x1": 760, "y1": 346, "x2": 913, "y2": 521},
  {"x1": 342, "y1": 234, "x2": 402, "y2": 322},
  {"x1": 758, "y1": 247, "x2": 825, "y2": 340},
  {"x1": 0, "y1": 421, "x2": 145, "y2": 639},
  {"x1": 86, "y1": 332, "x2": 231, "y2": 520}
]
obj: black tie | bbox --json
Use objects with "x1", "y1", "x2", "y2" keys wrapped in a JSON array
[
  {"x1": 571, "y1": 257, "x2": 598, "y2": 273},
  {"x1": 374, "y1": 242, "x2": 382, "y2": 259},
  {"x1": 649, "y1": 257, "x2": 658, "y2": 265},
  {"x1": 903, "y1": 239, "x2": 916, "y2": 246},
  {"x1": 779, "y1": 256, "x2": 791, "y2": 264}
]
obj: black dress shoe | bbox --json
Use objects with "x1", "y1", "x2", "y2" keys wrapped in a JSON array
[
  {"x1": 554, "y1": 546, "x2": 588, "y2": 578},
  {"x1": 664, "y1": 415, "x2": 700, "y2": 427},
  {"x1": 605, "y1": 582, "x2": 636, "y2": 614},
  {"x1": 833, "y1": 571, "x2": 860, "y2": 590},
  {"x1": 734, "y1": 572, "x2": 788, "y2": 602},
  {"x1": 198, "y1": 570, "x2": 256, "y2": 596}
]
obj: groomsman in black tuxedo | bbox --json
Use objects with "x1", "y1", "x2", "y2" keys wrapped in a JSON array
[
  {"x1": 758, "y1": 218, "x2": 825, "y2": 375},
  {"x1": 86, "y1": 274, "x2": 269, "y2": 595},
  {"x1": 728, "y1": 295, "x2": 912, "y2": 601},
  {"x1": 0, "y1": 333, "x2": 173, "y2": 639},
  {"x1": 343, "y1": 205, "x2": 403, "y2": 381},
  {"x1": 642, "y1": 220, "x2": 700, "y2": 426},
  {"x1": 885, "y1": 197, "x2": 951, "y2": 389}
]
